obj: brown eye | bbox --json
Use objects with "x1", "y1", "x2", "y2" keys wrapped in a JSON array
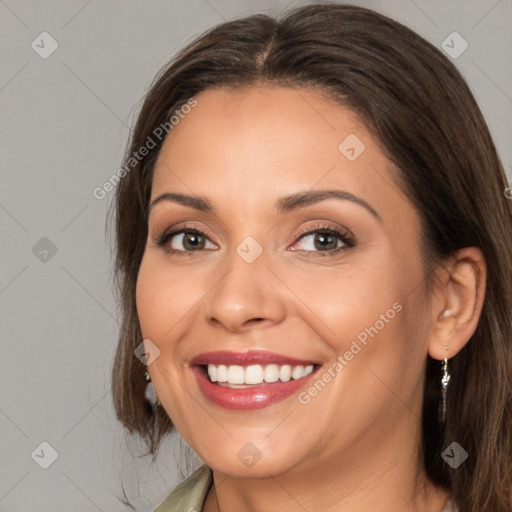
[
  {"x1": 293, "y1": 227, "x2": 354, "y2": 253},
  {"x1": 171, "y1": 232, "x2": 206, "y2": 250},
  {"x1": 158, "y1": 228, "x2": 217, "y2": 253},
  {"x1": 312, "y1": 232, "x2": 339, "y2": 251}
]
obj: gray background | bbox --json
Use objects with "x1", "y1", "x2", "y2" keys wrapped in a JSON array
[{"x1": 1, "y1": 0, "x2": 511, "y2": 511}]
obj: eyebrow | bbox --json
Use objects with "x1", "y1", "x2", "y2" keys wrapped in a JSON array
[
  {"x1": 149, "y1": 193, "x2": 213, "y2": 213},
  {"x1": 149, "y1": 189, "x2": 382, "y2": 223},
  {"x1": 275, "y1": 189, "x2": 382, "y2": 223}
]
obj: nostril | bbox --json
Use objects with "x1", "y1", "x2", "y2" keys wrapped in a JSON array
[{"x1": 238, "y1": 317, "x2": 266, "y2": 328}]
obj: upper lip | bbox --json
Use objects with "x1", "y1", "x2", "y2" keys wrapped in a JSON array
[{"x1": 190, "y1": 350, "x2": 319, "y2": 367}]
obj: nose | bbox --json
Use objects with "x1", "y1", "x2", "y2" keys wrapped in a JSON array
[{"x1": 203, "y1": 247, "x2": 287, "y2": 333}]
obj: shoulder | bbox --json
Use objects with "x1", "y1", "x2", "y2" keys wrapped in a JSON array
[{"x1": 153, "y1": 464, "x2": 213, "y2": 512}]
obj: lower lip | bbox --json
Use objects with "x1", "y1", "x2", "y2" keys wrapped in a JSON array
[{"x1": 191, "y1": 365, "x2": 318, "y2": 410}]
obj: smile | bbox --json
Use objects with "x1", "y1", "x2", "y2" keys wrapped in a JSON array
[
  {"x1": 190, "y1": 350, "x2": 321, "y2": 410},
  {"x1": 206, "y1": 363, "x2": 315, "y2": 387}
]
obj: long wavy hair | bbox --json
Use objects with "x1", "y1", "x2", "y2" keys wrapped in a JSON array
[{"x1": 110, "y1": 3, "x2": 512, "y2": 510}]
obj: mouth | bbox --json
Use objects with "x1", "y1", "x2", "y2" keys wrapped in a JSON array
[
  {"x1": 189, "y1": 350, "x2": 321, "y2": 410},
  {"x1": 199, "y1": 362, "x2": 318, "y2": 388}
]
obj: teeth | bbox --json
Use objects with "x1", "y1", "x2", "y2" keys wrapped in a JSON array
[
  {"x1": 227, "y1": 365, "x2": 245, "y2": 384},
  {"x1": 292, "y1": 365, "x2": 305, "y2": 380},
  {"x1": 217, "y1": 365, "x2": 227, "y2": 383},
  {"x1": 206, "y1": 363, "x2": 315, "y2": 386},
  {"x1": 208, "y1": 365, "x2": 218, "y2": 382},
  {"x1": 264, "y1": 364, "x2": 280, "y2": 383},
  {"x1": 280, "y1": 365, "x2": 292, "y2": 382},
  {"x1": 245, "y1": 364, "x2": 264, "y2": 384}
]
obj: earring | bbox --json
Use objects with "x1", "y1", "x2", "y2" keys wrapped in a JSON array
[
  {"x1": 439, "y1": 353, "x2": 450, "y2": 423},
  {"x1": 144, "y1": 371, "x2": 161, "y2": 407}
]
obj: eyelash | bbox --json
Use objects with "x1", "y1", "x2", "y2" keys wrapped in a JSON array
[
  {"x1": 293, "y1": 224, "x2": 355, "y2": 256},
  {"x1": 155, "y1": 223, "x2": 355, "y2": 258},
  {"x1": 156, "y1": 225, "x2": 210, "y2": 258}
]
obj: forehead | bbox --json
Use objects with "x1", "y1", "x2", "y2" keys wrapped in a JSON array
[
  {"x1": 156, "y1": 86, "x2": 364, "y2": 154},
  {"x1": 150, "y1": 86, "x2": 412, "y2": 228}
]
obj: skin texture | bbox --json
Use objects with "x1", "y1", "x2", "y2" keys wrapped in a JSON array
[{"x1": 136, "y1": 86, "x2": 487, "y2": 512}]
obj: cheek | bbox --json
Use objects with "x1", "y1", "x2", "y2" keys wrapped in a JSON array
[
  {"x1": 136, "y1": 255, "x2": 179, "y2": 341},
  {"x1": 136, "y1": 257, "x2": 159, "y2": 338},
  {"x1": 286, "y1": 247, "x2": 423, "y2": 387},
  {"x1": 280, "y1": 253, "x2": 402, "y2": 349},
  {"x1": 135, "y1": 254, "x2": 208, "y2": 342}
]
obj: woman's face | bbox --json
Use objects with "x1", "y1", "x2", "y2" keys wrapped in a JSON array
[{"x1": 136, "y1": 86, "x2": 434, "y2": 477}]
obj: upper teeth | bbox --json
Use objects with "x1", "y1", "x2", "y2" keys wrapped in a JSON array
[{"x1": 207, "y1": 364, "x2": 314, "y2": 385}]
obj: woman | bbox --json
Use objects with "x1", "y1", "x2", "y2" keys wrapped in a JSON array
[{"x1": 110, "y1": 3, "x2": 512, "y2": 511}]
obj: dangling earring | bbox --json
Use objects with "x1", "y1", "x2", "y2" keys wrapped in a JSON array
[
  {"x1": 439, "y1": 348, "x2": 450, "y2": 424},
  {"x1": 144, "y1": 371, "x2": 161, "y2": 407}
]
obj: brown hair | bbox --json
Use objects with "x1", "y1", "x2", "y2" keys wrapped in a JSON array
[{"x1": 110, "y1": 3, "x2": 512, "y2": 510}]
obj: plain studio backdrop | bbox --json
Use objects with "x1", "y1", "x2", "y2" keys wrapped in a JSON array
[{"x1": 1, "y1": 1, "x2": 511, "y2": 511}]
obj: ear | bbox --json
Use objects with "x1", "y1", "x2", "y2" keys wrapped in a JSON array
[{"x1": 428, "y1": 247, "x2": 487, "y2": 361}]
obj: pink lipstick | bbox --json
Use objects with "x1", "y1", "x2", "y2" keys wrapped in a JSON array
[{"x1": 190, "y1": 350, "x2": 320, "y2": 410}]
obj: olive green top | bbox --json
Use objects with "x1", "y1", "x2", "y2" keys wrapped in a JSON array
[
  {"x1": 154, "y1": 464, "x2": 212, "y2": 512},
  {"x1": 153, "y1": 464, "x2": 458, "y2": 512}
]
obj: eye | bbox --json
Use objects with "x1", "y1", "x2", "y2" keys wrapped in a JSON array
[
  {"x1": 157, "y1": 227, "x2": 217, "y2": 252},
  {"x1": 290, "y1": 225, "x2": 355, "y2": 254}
]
